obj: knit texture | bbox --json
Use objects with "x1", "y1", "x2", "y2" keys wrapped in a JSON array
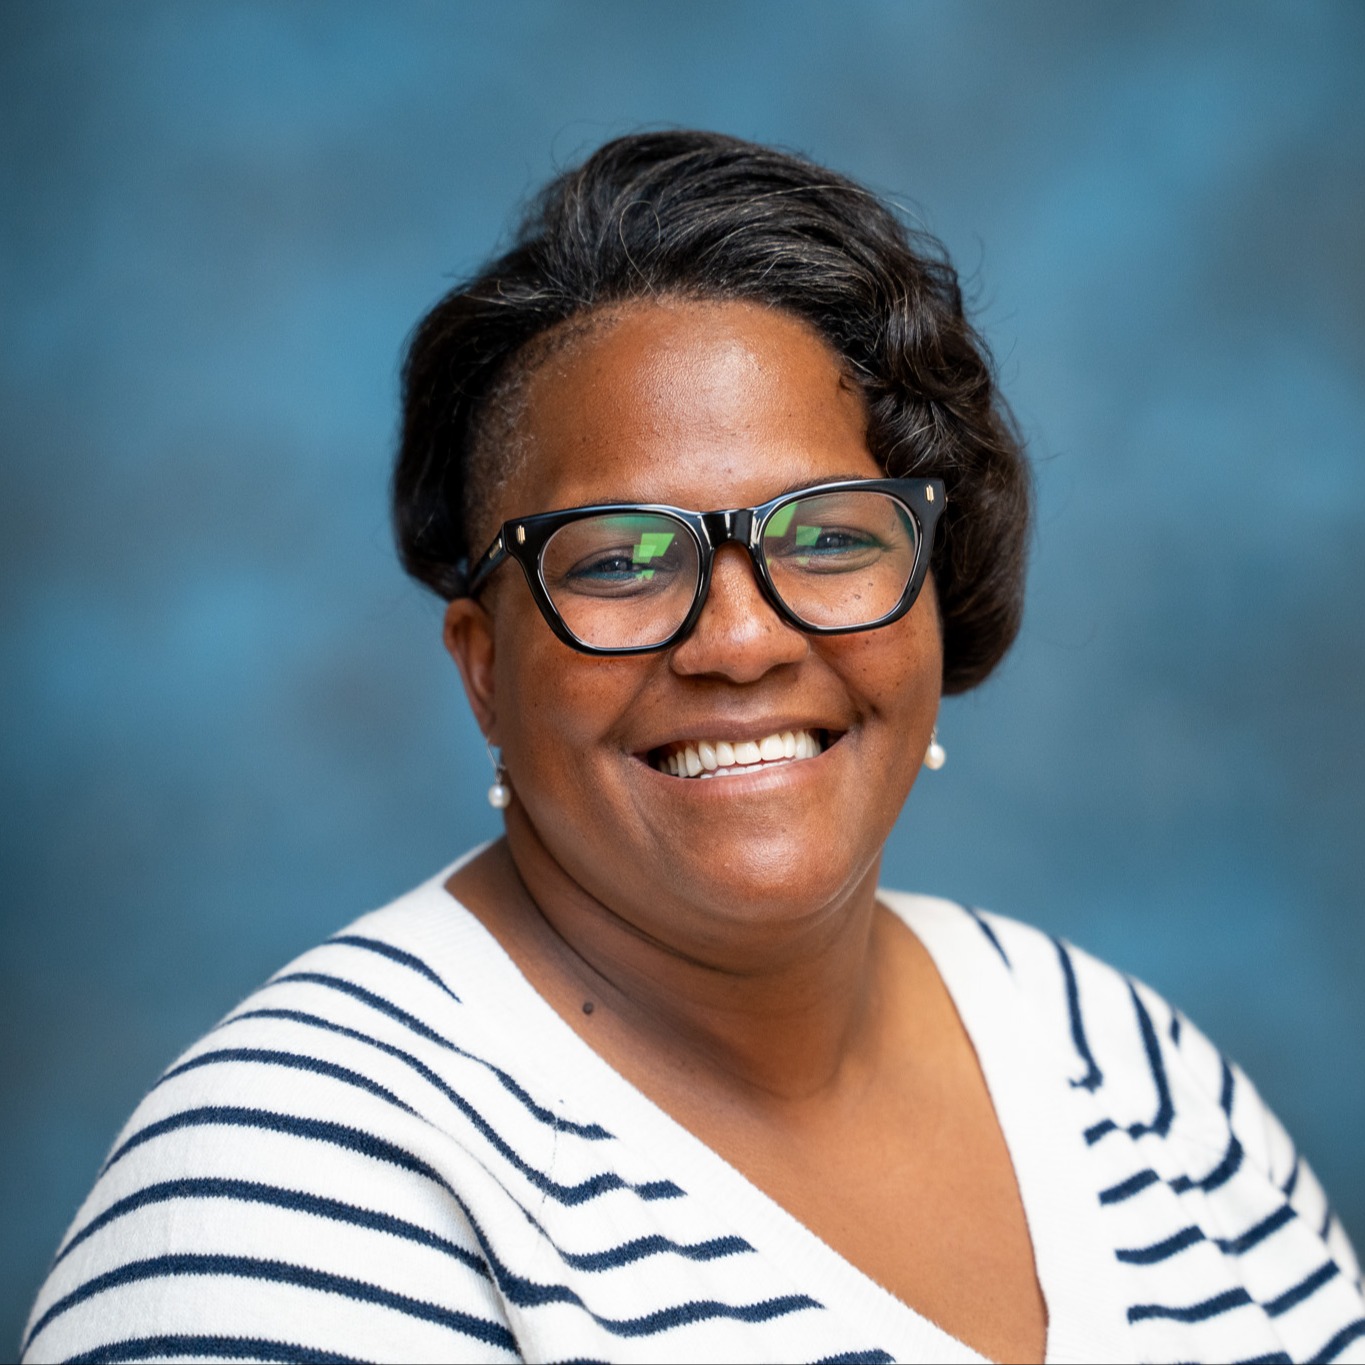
[{"x1": 23, "y1": 866, "x2": 1365, "y2": 1363}]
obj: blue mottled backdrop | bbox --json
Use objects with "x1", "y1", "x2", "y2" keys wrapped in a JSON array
[{"x1": 3, "y1": 0, "x2": 1362, "y2": 1343}]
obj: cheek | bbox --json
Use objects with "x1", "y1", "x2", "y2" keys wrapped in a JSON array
[
  {"x1": 491, "y1": 602, "x2": 645, "y2": 772},
  {"x1": 831, "y1": 593, "x2": 943, "y2": 733}
]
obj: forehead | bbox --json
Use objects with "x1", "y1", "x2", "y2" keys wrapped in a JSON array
[{"x1": 503, "y1": 298, "x2": 879, "y2": 515}]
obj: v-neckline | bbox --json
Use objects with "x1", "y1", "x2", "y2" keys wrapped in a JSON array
[
  {"x1": 879, "y1": 893, "x2": 1136, "y2": 1364},
  {"x1": 405, "y1": 865, "x2": 1132, "y2": 1363}
]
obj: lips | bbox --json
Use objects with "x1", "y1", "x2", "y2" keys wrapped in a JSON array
[{"x1": 651, "y1": 728, "x2": 829, "y2": 778}]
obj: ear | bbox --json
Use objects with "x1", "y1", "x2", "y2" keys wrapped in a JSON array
[{"x1": 443, "y1": 597, "x2": 499, "y2": 742}]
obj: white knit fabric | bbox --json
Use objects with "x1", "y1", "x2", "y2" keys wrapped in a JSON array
[{"x1": 23, "y1": 862, "x2": 1365, "y2": 1364}]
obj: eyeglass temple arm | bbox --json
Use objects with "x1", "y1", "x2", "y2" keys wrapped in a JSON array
[{"x1": 463, "y1": 532, "x2": 507, "y2": 597}]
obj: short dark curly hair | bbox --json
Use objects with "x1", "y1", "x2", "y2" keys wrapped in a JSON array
[{"x1": 393, "y1": 130, "x2": 1030, "y2": 694}]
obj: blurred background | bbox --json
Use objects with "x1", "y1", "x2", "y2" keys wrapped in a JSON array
[{"x1": 3, "y1": 0, "x2": 1362, "y2": 1344}]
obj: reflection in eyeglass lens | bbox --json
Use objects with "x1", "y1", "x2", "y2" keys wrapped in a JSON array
[
  {"x1": 763, "y1": 491, "x2": 916, "y2": 627},
  {"x1": 536, "y1": 492, "x2": 918, "y2": 648},
  {"x1": 542, "y1": 514, "x2": 700, "y2": 648},
  {"x1": 545, "y1": 516, "x2": 690, "y2": 596}
]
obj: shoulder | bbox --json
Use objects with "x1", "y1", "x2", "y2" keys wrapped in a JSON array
[
  {"x1": 23, "y1": 871, "x2": 522, "y2": 1363},
  {"x1": 887, "y1": 892, "x2": 1258, "y2": 1127},
  {"x1": 102, "y1": 870, "x2": 501, "y2": 1168},
  {"x1": 885, "y1": 893, "x2": 1365, "y2": 1359},
  {"x1": 976, "y1": 907, "x2": 1315, "y2": 1203},
  {"x1": 883, "y1": 891, "x2": 1360, "y2": 1279}
]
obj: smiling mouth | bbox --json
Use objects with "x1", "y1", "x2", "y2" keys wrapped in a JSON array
[{"x1": 650, "y1": 728, "x2": 835, "y2": 779}]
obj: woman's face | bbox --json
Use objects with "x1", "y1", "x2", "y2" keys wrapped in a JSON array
[{"x1": 448, "y1": 298, "x2": 943, "y2": 947}]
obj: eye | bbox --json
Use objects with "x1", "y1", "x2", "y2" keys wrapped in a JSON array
[
  {"x1": 558, "y1": 544, "x2": 685, "y2": 596},
  {"x1": 542, "y1": 516, "x2": 696, "y2": 603},
  {"x1": 804, "y1": 528, "x2": 880, "y2": 553},
  {"x1": 769, "y1": 524, "x2": 885, "y2": 570},
  {"x1": 572, "y1": 550, "x2": 641, "y2": 580}
]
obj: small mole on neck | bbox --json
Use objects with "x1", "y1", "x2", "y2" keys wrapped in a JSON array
[{"x1": 582, "y1": 1001, "x2": 595, "y2": 1015}]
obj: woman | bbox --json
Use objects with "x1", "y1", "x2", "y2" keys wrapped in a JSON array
[{"x1": 24, "y1": 132, "x2": 1364, "y2": 1365}]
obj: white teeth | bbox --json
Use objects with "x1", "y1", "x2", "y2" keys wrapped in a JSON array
[
  {"x1": 655, "y1": 728, "x2": 827, "y2": 777},
  {"x1": 759, "y1": 734, "x2": 785, "y2": 761}
]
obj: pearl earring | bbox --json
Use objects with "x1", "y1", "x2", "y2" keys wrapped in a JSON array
[
  {"x1": 923, "y1": 726, "x2": 946, "y2": 771},
  {"x1": 486, "y1": 741, "x2": 512, "y2": 809}
]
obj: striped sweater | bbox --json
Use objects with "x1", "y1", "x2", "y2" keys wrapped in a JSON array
[{"x1": 23, "y1": 863, "x2": 1365, "y2": 1364}]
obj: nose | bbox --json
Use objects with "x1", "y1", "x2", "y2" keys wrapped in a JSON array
[{"x1": 669, "y1": 544, "x2": 808, "y2": 682}]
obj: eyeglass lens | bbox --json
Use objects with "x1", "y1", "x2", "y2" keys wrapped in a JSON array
[{"x1": 538, "y1": 491, "x2": 919, "y2": 649}]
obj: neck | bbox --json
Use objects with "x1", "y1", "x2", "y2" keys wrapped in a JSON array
[{"x1": 461, "y1": 812, "x2": 892, "y2": 1107}]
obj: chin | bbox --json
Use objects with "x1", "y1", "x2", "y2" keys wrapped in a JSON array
[{"x1": 646, "y1": 830, "x2": 879, "y2": 939}]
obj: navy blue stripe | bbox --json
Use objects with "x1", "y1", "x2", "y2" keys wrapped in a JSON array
[
  {"x1": 66, "y1": 1335, "x2": 368, "y2": 1363},
  {"x1": 326, "y1": 933, "x2": 461, "y2": 1002},
  {"x1": 24, "y1": 1253, "x2": 515, "y2": 1357},
  {"x1": 1171, "y1": 1135, "x2": 1243, "y2": 1194},
  {"x1": 1127, "y1": 1287, "x2": 1253, "y2": 1323},
  {"x1": 494, "y1": 1177, "x2": 751, "y2": 1277},
  {"x1": 101, "y1": 1106, "x2": 449, "y2": 1184},
  {"x1": 234, "y1": 995, "x2": 655, "y2": 1203},
  {"x1": 1233, "y1": 1354, "x2": 1292, "y2": 1364},
  {"x1": 258, "y1": 973, "x2": 611, "y2": 1139},
  {"x1": 1123, "y1": 980, "x2": 1174, "y2": 1138},
  {"x1": 64, "y1": 1163, "x2": 732, "y2": 1298},
  {"x1": 1320, "y1": 1203, "x2": 1336, "y2": 1241},
  {"x1": 52, "y1": 1177, "x2": 489, "y2": 1278},
  {"x1": 1282, "y1": 1150, "x2": 1301, "y2": 1198},
  {"x1": 1084, "y1": 1118, "x2": 1117, "y2": 1145},
  {"x1": 157, "y1": 1048, "x2": 418, "y2": 1117},
  {"x1": 1266, "y1": 1260, "x2": 1339, "y2": 1318},
  {"x1": 1115, "y1": 1204, "x2": 1299, "y2": 1264},
  {"x1": 1099, "y1": 1168, "x2": 1159, "y2": 1205},
  {"x1": 1169, "y1": 1008, "x2": 1183, "y2": 1045},
  {"x1": 101, "y1": 1100, "x2": 677, "y2": 1208},
  {"x1": 958, "y1": 904, "x2": 1011, "y2": 969},
  {"x1": 1219, "y1": 1204, "x2": 1295, "y2": 1256},
  {"x1": 1311, "y1": 1317, "x2": 1365, "y2": 1363},
  {"x1": 558, "y1": 1231, "x2": 751, "y2": 1271},
  {"x1": 584, "y1": 1293, "x2": 817, "y2": 1337},
  {"x1": 272, "y1": 970, "x2": 458, "y2": 1050},
  {"x1": 1052, "y1": 938, "x2": 1102, "y2": 1091},
  {"x1": 1219, "y1": 1055, "x2": 1236, "y2": 1115},
  {"x1": 811, "y1": 1353, "x2": 896, "y2": 1364},
  {"x1": 453, "y1": 1193, "x2": 816, "y2": 1341},
  {"x1": 1116, "y1": 1225, "x2": 1206, "y2": 1264},
  {"x1": 401, "y1": 1138, "x2": 751, "y2": 1289},
  {"x1": 79, "y1": 1109, "x2": 729, "y2": 1286},
  {"x1": 228, "y1": 1005, "x2": 609, "y2": 1144}
]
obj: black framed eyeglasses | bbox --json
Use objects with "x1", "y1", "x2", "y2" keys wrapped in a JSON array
[{"x1": 462, "y1": 476, "x2": 946, "y2": 655}]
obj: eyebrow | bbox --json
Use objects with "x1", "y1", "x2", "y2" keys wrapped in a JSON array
[
  {"x1": 770, "y1": 472, "x2": 878, "y2": 498},
  {"x1": 595, "y1": 473, "x2": 880, "y2": 507}
]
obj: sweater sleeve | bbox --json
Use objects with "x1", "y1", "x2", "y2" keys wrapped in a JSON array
[
  {"x1": 1159, "y1": 990, "x2": 1363, "y2": 1290},
  {"x1": 983, "y1": 907, "x2": 1365, "y2": 1362}
]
